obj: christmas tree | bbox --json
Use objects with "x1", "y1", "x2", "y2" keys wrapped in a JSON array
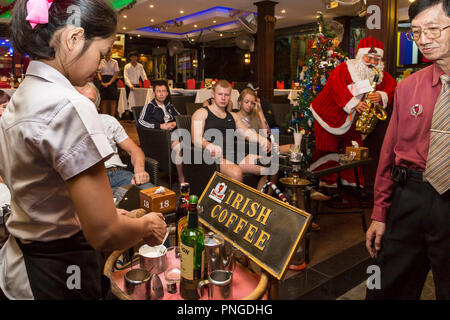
[{"x1": 288, "y1": 13, "x2": 346, "y2": 140}]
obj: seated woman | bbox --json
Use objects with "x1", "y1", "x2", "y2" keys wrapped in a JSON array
[
  {"x1": 137, "y1": 80, "x2": 185, "y2": 184},
  {"x1": 234, "y1": 88, "x2": 292, "y2": 154}
]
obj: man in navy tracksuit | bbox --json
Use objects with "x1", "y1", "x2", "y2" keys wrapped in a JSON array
[
  {"x1": 137, "y1": 80, "x2": 179, "y2": 129},
  {"x1": 137, "y1": 80, "x2": 185, "y2": 184}
]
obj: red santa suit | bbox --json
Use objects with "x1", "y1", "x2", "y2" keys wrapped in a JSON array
[
  {"x1": 310, "y1": 37, "x2": 397, "y2": 186},
  {"x1": 311, "y1": 37, "x2": 397, "y2": 152}
]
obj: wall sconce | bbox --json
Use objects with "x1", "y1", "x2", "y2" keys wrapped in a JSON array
[
  {"x1": 192, "y1": 59, "x2": 198, "y2": 68},
  {"x1": 244, "y1": 53, "x2": 251, "y2": 64}
]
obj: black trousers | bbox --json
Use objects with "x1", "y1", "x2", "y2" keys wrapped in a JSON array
[{"x1": 366, "y1": 170, "x2": 450, "y2": 300}]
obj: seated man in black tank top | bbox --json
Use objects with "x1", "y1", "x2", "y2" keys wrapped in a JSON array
[{"x1": 191, "y1": 80, "x2": 273, "y2": 191}]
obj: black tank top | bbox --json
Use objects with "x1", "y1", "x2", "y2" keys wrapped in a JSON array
[{"x1": 203, "y1": 106, "x2": 236, "y2": 159}]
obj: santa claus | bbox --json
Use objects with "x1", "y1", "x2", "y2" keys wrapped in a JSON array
[{"x1": 311, "y1": 36, "x2": 397, "y2": 153}]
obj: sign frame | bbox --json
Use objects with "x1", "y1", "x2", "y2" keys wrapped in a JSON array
[{"x1": 198, "y1": 172, "x2": 311, "y2": 280}]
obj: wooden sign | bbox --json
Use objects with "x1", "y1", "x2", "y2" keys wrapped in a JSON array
[{"x1": 198, "y1": 172, "x2": 311, "y2": 280}]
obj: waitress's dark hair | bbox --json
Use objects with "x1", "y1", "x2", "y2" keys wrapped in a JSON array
[
  {"x1": 409, "y1": 0, "x2": 450, "y2": 21},
  {"x1": 10, "y1": 0, "x2": 117, "y2": 60}
]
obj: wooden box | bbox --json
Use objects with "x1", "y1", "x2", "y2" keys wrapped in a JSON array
[
  {"x1": 345, "y1": 147, "x2": 369, "y2": 161},
  {"x1": 140, "y1": 186, "x2": 176, "y2": 214}
]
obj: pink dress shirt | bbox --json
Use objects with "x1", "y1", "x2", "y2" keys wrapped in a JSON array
[{"x1": 372, "y1": 63, "x2": 447, "y2": 223}]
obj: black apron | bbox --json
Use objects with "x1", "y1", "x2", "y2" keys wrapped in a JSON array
[
  {"x1": 99, "y1": 75, "x2": 118, "y2": 100},
  {"x1": 14, "y1": 231, "x2": 110, "y2": 300}
]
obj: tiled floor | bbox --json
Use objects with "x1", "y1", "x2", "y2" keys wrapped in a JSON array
[
  {"x1": 337, "y1": 272, "x2": 436, "y2": 300},
  {"x1": 121, "y1": 120, "x2": 437, "y2": 300}
]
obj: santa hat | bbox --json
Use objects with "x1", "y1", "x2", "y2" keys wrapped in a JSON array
[{"x1": 357, "y1": 37, "x2": 384, "y2": 58}]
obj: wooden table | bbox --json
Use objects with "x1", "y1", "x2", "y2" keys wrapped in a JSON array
[{"x1": 104, "y1": 248, "x2": 269, "y2": 300}]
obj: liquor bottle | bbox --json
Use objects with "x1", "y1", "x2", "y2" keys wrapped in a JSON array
[
  {"x1": 180, "y1": 195, "x2": 204, "y2": 300},
  {"x1": 175, "y1": 182, "x2": 190, "y2": 247}
]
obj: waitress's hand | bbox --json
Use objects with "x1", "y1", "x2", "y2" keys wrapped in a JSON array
[
  {"x1": 142, "y1": 212, "x2": 167, "y2": 246},
  {"x1": 116, "y1": 208, "x2": 129, "y2": 216}
]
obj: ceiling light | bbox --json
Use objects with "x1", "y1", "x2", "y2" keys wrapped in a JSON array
[
  {"x1": 122, "y1": 27, "x2": 126, "y2": 30},
  {"x1": 150, "y1": 18, "x2": 154, "y2": 22},
  {"x1": 180, "y1": 10, "x2": 184, "y2": 14},
  {"x1": 213, "y1": 20, "x2": 217, "y2": 23},
  {"x1": 137, "y1": 35, "x2": 141, "y2": 37},
  {"x1": 194, "y1": 24, "x2": 198, "y2": 27},
  {"x1": 281, "y1": 10, "x2": 286, "y2": 13},
  {"x1": 149, "y1": 4, "x2": 154, "y2": 8},
  {"x1": 123, "y1": 15, "x2": 127, "y2": 18},
  {"x1": 409, "y1": 0, "x2": 415, "y2": 2},
  {"x1": 219, "y1": 33, "x2": 223, "y2": 37}
]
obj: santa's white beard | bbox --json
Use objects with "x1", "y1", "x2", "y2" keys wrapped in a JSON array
[{"x1": 346, "y1": 55, "x2": 384, "y2": 84}]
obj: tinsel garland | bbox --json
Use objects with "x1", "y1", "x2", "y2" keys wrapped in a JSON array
[
  {"x1": 118, "y1": 0, "x2": 137, "y2": 14},
  {"x1": 0, "y1": 0, "x2": 16, "y2": 16}
]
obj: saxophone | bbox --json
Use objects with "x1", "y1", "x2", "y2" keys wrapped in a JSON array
[{"x1": 355, "y1": 66, "x2": 387, "y2": 135}]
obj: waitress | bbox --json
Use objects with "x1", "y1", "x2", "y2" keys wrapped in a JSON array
[{"x1": 97, "y1": 49, "x2": 120, "y2": 117}]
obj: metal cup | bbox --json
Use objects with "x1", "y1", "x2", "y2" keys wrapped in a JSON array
[
  {"x1": 124, "y1": 268, "x2": 151, "y2": 300},
  {"x1": 197, "y1": 270, "x2": 233, "y2": 300},
  {"x1": 204, "y1": 232, "x2": 236, "y2": 275},
  {"x1": 137, "y1": 244, "x2": 167, "y2": 274}
]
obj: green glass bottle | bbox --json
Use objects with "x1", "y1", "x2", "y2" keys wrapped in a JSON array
[
  {"x1": 180, "y1": 195, "x2": 204, "y2": 300},
  {"x1": 175, "y1": 182, "x2": 190, "y2": 247}
]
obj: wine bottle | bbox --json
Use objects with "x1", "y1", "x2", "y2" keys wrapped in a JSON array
[
  {"x1": 175, "y1": 182, "x2": 190, "y2": 247},
  {"x1": 180, "y1": 195, "x2": 204, "y2": 300}
]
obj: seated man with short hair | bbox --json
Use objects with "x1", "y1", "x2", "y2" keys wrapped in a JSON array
[{"x1": 77, "y1": 83, "x2": 154, "y2": 189}]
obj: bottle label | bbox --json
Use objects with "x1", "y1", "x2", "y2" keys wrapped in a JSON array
[
  {"x1": 177, "y1": 216, "x2": 188, "y2": 245},
  {"x1": 180, "y1": 243, "x2": 194, "y2": 281}
]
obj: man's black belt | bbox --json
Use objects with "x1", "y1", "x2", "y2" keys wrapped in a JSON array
[{"x1": 390, "y1": 165, "x2": 425, "y2": 185}]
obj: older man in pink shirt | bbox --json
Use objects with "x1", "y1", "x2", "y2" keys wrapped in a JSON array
[{"x1": 366, "y1": 0, "x2": 450, "y2": 300}]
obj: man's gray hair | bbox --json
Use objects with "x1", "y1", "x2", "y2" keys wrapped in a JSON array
[{"x1": 84, "y1": 82, "x2": 101, "y2": 108}]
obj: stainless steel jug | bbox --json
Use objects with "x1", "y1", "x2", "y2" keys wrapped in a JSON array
[{"x1": 203, "y1": 232, "x2": 236, "y2": 276}]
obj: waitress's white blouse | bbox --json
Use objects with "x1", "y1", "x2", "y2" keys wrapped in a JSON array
[{"x1": 0, "y1": 61, "x2": 113, "y2": 299}]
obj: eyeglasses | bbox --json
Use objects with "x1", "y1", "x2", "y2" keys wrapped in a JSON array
[{"x1": 406, "y1": 25, "x2": 450, "y2": 41}]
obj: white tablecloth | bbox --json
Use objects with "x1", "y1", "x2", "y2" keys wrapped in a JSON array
[
  {"x1": 194, "y1": 89, "x2": 240, "y2": 109},
  {"x1": 274, "y1": 89, "x2": 301, "y2": 105},
  {"x1": 117, "y1": 88, "x2": 153, "y2": 117}
]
